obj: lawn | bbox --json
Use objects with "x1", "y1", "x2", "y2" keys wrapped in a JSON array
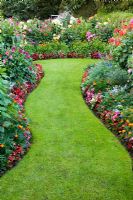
[{"x1": 0, "y1": 59, "x2": 133, "y2": 200}]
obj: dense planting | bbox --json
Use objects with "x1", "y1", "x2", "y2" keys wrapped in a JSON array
[
  {"x1": 0, "y1": 21, "x2": 44, "y2": 175},
  {"x1": 81, "y1": 19, "x2": 133, "y2": 156},
  {"x1": 0, "y1": 11, "x2": 133, "y2": 175}
]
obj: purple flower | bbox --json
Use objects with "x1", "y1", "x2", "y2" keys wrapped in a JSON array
[
  {"x1": 12, "y1": 47, "x2": 16, "y2": 52},
  {"x1": 86, "y1": 89, "x2": 95, "y2": 104},
  {"x1": 86, "y1": 31, "x2": 96, "y2": 41}
]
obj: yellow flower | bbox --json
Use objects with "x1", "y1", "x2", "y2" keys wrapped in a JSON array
[
  {"x1": 122, "y1": 130, "x2": 126, "y2": 133},
  {"x1": 93, "y1": 81, "x2": 97, "y2": 86},
  {"x1": 128, "y1": 123, "x2": 133, "y2": 127},
  {"x1": 0, "y1": 144, "x2": 4, "y2": 148}
]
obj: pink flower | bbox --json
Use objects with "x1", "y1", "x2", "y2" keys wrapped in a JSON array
[
  {"x1": 5, "y1": 51, "x2": 9, "y2": 56},
  {"x1": 128, "y1": 68, "x2": 132, "y2": 74},
  {"x1": 12, "y1": 47, "x2": 16, "y2": 52},
  {"x1": 130, "y1": 19, "x2": 133, "y2": 24},
  {"x1": 86, "y1": 31, "x2": 95, "y2": 41},
  {"x1": 3, "y1": 59, "x2": 6, "y2": 64},
  {"x1": 9, "y1": 55, "x2": 13, "y2": 59}
]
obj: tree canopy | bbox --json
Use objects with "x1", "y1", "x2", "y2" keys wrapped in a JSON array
[{"x1": 0, "y1": 0, "x2": 132, "y2": 20}]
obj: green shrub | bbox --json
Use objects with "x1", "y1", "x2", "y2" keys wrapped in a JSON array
[
  {"x1": 112, "y1": 32, "x2": 133, "y2": 69},
  {"x1": 107, "y1": 68, "x2": 129, "y2": 86},
  {"x1": 60, "y1": 27, "x2": 82, "y2": 45},
  {"x1": 89, "y1": 38, "x2": 110, "y2": 53},
  {"x1": 0, "y1": 77, "x2": 31, "y2": 174},
  {"x1": 85, "y1": 61, "x2": 112, "y2": 91},
  {"x1": 36, "y1": 42, "x2": 69, "y2": 55},
  {"x1": 2, "y1": 47, "x2": 36, "y2": 83},
  {"x1": 1, "y1": 0, "x2": 62, "y2": 20},
  {"x1": 95, "y1": 23, "x2": 114, "y2": 43},
  {"x1": 99, "y1": 0, "x2": 133, "y2": 13},
  {"x1": 70, "y1": 41, "x2": 91, "y2": 56}
]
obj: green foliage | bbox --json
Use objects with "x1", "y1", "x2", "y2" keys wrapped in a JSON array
[
  {"x1": 85, "y1": 61, "x2": 129, "y2": 92},
  {"x1": 70, "y1": 41, "x2": 91, "y2": 56},
  {"x1": 60, "y1": 0, "x2": 97, "y2": 18},
  {"x1": 2, "y1": 48, "x2": 36, "y2": 83},
  {"x1": 99, "y1": 0, "x2": 133, "y2": 13},
  {"x1": 36, "y1": 42, "x2": 69, "y2": 55},
  {"x1": 84, "y1": 61, "x2": 112, "y2": 91},
  {"x1": 60, "y1": 0, "x2": 86, "y2": 11},
  {"x1": 128, "y1": 54, "x2": 133, "y2": 69},
  {"x1": 89, "y1": 38, "x2": 110, "y2": 53},
  {"x1": 0, "y1": 78, "x2": 23, "y2": 173},
  {"x1": 26, "y1": 20, "x2": 55, "y2": 44},
  {"x1": 0, "y1": 19, "x2": 21, "y2": 47},
  {"x1": 95, "y1": 23, "x2": 114, "y2": 43},
  {"x1": 112, "y1": 32, "x2": 133, "y2": 69},
  {"x1": 60, "y1": 27, "x2": 82, "y2": 45},
  {"x1": 1, "y1": 0, "x2": 35, "y2": 20},
  {"x1": 1, "y1": 0, "x2": 62, "y2": 20},
  {"x1": 107, "y1": 68, "x2": 129, "y2": 86}
]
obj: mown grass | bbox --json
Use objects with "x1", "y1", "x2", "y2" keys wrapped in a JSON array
[
  {"x1": 0, "y1": 59, "x2": 133, "y2": 200},
  {"x1": 96, "y1": 11, "x2": 133, "y2": 25}
]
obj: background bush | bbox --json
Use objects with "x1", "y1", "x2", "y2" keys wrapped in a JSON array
[
  {"x1": 0, "y1": 0, "x2": 62, "y2": 20},
  {"x1": 1, "y1": 0, "x2": 132, "y2": 20}
]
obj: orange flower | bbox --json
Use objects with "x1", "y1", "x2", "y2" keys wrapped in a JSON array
[{"x1": 18, "y1": 125, "x2": 23, "y2": 129}]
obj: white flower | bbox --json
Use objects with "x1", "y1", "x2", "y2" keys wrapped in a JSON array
[
  {"x1": 52, "y1": 19, "x2": 62, "y2": 26},
  {"x1": 103, "y1": 22, "x2": 108, "y2": 25},
  {"x1": 70, "y1": 16, "x2": 76, "y2": 24},
  {"x1": 23, "y1": 25, "x2": 27, "y2": 30},
  {"x1": 68, "y1": 24, "x2": 72, "y2": 28},
  {"x1": 53, "y1": 34, "x2": 60, "y2": 40},
  {"x1": 19, "y1": 21, "x2": 25, "y2": 28},
  {"x1": 27, "y1": 19, "x2": 33, "y2": 24}
]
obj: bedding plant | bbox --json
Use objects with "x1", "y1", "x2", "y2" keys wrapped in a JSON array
[
  {"x1": 81, "y1": 19, "x2": 133, "y2": 156},
  {"x1": 0, "y1": 34, "x2": 44, "y2": 175},
  {"x1": 0, "y1": 12, "x2": 133, "y2": 175}
]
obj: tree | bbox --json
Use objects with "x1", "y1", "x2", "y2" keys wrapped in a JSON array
[{"x1": 0, "y1": 0, "x2": 62, "y2": 20}]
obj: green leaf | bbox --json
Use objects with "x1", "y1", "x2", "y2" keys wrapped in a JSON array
[
  {"x1": 0, "y1": 126, "x2": 4, "y2": 133},
  {"x1": 3, "y1": 121, "x2": 12, "y2": 128}
]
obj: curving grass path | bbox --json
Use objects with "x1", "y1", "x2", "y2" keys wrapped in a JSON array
[{"x1": 0, "y1": 59, "x2": 133, "y2": 200}]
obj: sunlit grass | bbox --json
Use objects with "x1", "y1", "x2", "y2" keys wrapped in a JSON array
[{"x1": 0, "y1": 59, "x2": 133, "y2": 200}]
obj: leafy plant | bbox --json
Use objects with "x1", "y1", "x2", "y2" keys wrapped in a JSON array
[{"x1": 2, "y1": 47, "x2": 36, "y2": 83}]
